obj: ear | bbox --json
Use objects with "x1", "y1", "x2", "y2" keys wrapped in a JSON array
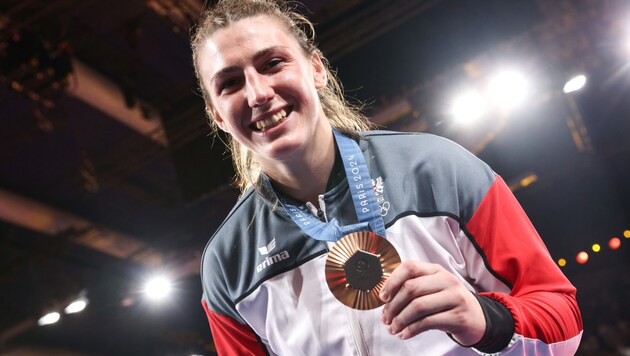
[
  {"x1": 206, "y1": 106, "x2": 228, "y2": 132},
  {"x1": 311, "y1": 52, "x2": 327, "y2": 90}
]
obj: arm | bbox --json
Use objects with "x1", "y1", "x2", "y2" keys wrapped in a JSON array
[
  {"x1": 467, "y1": 175, "x2": 582, "y2": 352},
  {"x1": 202, "y1": 299, "x2": 268, "y2": 356},
  {"x1": 380, "y1": 176, "x2": 582, "y2": 354}
]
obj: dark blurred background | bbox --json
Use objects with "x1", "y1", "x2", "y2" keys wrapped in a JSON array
[{"x1": 1, "y1": 0, "x2": 629, "y2": 355}]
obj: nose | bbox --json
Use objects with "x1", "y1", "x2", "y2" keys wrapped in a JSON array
[{"x1": 244, "y1": 70, "x2": 274, "y2": 108}]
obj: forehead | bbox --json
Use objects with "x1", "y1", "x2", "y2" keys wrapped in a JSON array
[{"x1": 198, "y1": 15, "x2": 301, "y2": 75}]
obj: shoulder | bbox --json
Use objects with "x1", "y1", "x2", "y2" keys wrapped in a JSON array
[
  {"x1": 360, "y1": 130, "x2": 493, "y2": 176},
  {"x1": 199, "y1": 187, "x2": 265, "y2": 318},
  {"x1": 361, "y1": 130, "x2": 470, "y2": 155},
  {"x1": 359, "y1": 130, "x2": 497, "y2": 221},
  {"x1": 204, "y1": 188, "x2": 258, "y2": 253}
]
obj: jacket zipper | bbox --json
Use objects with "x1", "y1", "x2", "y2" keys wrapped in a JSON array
[
  {"x1": 344, "y1": 307, "x2": 371, "y2": 356},
  {"x1": 317, "y1": 195, "x2": 327, "y2": 222},
  {"x1": 310, "y1": 196, "x2": 370, "y2": 356}
]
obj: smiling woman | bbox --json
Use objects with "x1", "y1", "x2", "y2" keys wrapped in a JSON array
[
  {"x1": 191, "y1": 0, "x2": 372, "y2": 193},
  {"x1": 196, "y1": 14, "x2": 332, "y2": 199},
  {"x1": 192, "y1": 1, "x2": 583, "y2": 355}
]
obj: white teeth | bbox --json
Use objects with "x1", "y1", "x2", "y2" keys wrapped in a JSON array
[{"x1": 255, "y1": 109, "x2": 287, "y2": 131}]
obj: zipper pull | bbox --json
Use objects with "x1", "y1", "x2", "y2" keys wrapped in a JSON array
[{"x1": 317, "y1": 209, "x2": 326, "y2": 222}]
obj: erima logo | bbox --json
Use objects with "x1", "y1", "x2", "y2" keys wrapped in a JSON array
[
  {"x1": 256, "y1": 238, "x2": 290, "y2": 273},
  {"x1": 258, "y1": 238, "x2": 276, "y2": 255},
  {"x1": 256, "y1": 250, "x2": 290, "y2": 273}
]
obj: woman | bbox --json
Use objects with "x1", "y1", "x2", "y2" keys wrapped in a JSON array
[{"x1": 192, "y1": 0, "x2": 582, "y2": 354}]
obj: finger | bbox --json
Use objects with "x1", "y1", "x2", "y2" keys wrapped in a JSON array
[
  {"x1": 381, "y1": 272, "x2": 444, "y2": 325},
  {"x1": 397, "y1": 307, "x2": 461, "y2": 340},
  {"x1": 387, "y1": 290, "x2": 456, "y2": 336},
  {"x1": 397, "y1": 299, "x2": 482, "y2": 343},
  {"x1": 379, "y1": 261, "x2": 439, "y2": 303}
]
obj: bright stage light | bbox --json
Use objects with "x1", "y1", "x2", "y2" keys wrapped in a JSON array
[
  {"x1": 37, "y1": 312, "x2": 60, "y2": 326},
  {"x1": 623, "y1": 229, "x2": 630, "y2": 238},
  {"x1": 144, "y1": 276, "x2": 173, "y2": 300},
  {"x1": 450, "y1": 91, "x2": 487, "y2": 124},
  {"x1": 64, "y1": 299, "x2": 88, "y2": 314},
  {"x1": 591, "y1": 243, "x2": 601, "y2": 253},
  {"x1": 563, "y1": 75, "x2": 587, "y2": 93},
  {"x1": 488, "y1": 69, "x2": 529, "y2": 111}
]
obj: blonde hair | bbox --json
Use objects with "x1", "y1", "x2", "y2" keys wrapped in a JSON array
[{"x1": 191, "y1": 0, "x2": 374, "y2": 192}]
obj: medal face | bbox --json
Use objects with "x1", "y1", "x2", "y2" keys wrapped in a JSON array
[{"x1": 325, "y1": 231, "x2": 401, "y2": 310}]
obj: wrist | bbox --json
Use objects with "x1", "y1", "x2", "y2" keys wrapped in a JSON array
[
  {"x1": 449, "y1": 292, "x2": 486, "y2": 346},
  {"x1": 454, "y1": 294, "x2": 514, "y2": 353}
]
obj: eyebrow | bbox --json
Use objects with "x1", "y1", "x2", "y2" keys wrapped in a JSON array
[{"x1": 211, "y1": 46, "x2": 287, "y2": 84}]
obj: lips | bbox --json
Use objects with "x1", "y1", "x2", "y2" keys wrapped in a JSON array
[{"x1": 251, "y1": 108, "x2": 290, "y2": 132}]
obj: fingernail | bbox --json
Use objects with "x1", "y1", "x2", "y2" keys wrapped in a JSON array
[
  {"x1": 380, "y1": 290, "x2": 389, "y2": 302},
  {"x1": 388, "y1": 326, "x2": 396, "y2": 335}
]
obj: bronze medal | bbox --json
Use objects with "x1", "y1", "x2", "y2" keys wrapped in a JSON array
[{"x1": 325, "y1": 231, "x2": 401, "y2": 310}]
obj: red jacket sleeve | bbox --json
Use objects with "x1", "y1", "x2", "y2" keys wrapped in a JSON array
[
  {"x1": 466, "y1": 176, "x2": 582, "y2": 349},
  {"x1": 202, "y1": 300, "x2": 267, "y2": 356}
]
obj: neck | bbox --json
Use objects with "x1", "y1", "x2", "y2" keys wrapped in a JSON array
[{"x1": 262, "y1": 127, "x2": 335, "y2": 204}]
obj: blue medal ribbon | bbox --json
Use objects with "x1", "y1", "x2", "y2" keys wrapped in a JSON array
[{"x1": 263, "y1": 129, "x2": 385, "y2": 242}]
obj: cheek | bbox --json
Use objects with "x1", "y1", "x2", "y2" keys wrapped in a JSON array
[
  {"x1": 218, "y1": 97, "x2": 251, "y2": 129},
  {"x1": 280, "y1": 71, "x2": 318, "y2": 102},
  {"x1": 213, "y1": 94, "x2": 235, "y2": 112}
]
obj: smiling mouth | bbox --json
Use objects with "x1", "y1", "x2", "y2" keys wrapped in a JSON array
[{"x1": 251, "y1": 108, "x2": 289, "y2": 132}]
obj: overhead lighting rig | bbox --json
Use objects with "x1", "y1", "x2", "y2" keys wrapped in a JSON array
[
  {"x1": 0, "y1": 24, "x2": 168, "y2": 145},
  {"x1": 0, "y1": 30, "x2": 72, "y2": 111}
]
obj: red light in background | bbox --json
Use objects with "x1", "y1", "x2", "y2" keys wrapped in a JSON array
[
  {"x1": 576, "y1": 251, "x2": 588, "y2": 264},
  {"x1": 609, "y1": 237, "x2": 621, "y2": 250}
]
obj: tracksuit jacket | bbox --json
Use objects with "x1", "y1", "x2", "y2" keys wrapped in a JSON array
[{"x1": 201, "y1": 131, "x2": 583, "y2": 355}]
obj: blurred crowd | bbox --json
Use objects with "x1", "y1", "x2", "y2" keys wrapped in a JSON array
[{"x1": 577, "y1": 278, "x2": 630, "y2": 355}]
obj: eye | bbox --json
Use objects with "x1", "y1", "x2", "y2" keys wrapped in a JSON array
[
  {"x1": 218, "y1": 77, "x2": 243, "y2": 94},
  {"x1": 264, "y1": 58, "x2": 284, "y2": 71}
]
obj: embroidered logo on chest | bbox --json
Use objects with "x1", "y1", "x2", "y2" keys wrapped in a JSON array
[
  {"x1": 372, "y1": 176, "x2": 390, "y2": 216},
  {"x1": 256, "y1": 238, "x2": 290, "y2": 273},
  {"x1": 258, "y1": 238, "x2": 276, "y2": 255}
]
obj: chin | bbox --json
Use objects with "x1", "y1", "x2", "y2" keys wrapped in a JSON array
[{"x1": 260, "y1": 137, "x2": 308, "y2": 161}]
